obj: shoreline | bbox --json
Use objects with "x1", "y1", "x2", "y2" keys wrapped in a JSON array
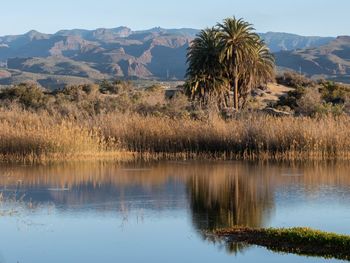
[{"x1": 1, "y1": 150, "x2": 350, "y2": 164}]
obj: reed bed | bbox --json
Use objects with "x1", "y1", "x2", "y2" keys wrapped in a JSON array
[
  {"x1": 0, "y1": 109, "x2": 133, "y2": 162},
  {"x1": 0, "y1": 108, "x2": 349, "y2": 162},
  {"x1": 96, "y1": 113, "x2": 350, "y2": 161}
]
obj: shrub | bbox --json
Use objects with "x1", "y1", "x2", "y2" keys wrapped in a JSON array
[
  {"x1": 100, "y1": 80, "x2": 133, "y2": 94},
  {"x1": 276, "y1": 72, "x2": 316, "y2": 88},
  {"x1": 319, "y1": 81, "x2": 350, "y2": 105},
  {"x1": 276, "y1": 86, "x2": 306, "y2": 110},
  {"x1": 0, "y1": 84, "x2": 49, "y2": 110},
  {"x1": 297, "y1": 88, "x2": 322, "y2": 116},
  {"x1": 276, "y1": 80, "x2": 350, "y2": 116}
]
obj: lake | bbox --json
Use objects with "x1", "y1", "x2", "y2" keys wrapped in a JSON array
[{"x1": 0, "y1": 161, "x2": 349, "y2": 263}]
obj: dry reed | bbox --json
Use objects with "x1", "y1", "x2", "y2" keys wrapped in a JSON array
[
  {"x1": 96, "y1": 113, "x2": 350, "y2": 161},
  {"x1": 0, "y1": 108, "x2": 349, "y2": 162}
]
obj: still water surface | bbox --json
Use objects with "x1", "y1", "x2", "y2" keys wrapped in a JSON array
[{"x1": 0, "y1": 161, "x2": 349, "y2": 263}]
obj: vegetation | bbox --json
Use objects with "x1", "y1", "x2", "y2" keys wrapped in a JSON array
[
  {"x1": 276, "y1": 71, "x2": 316, "y2": 88},
  {"x1": 186, "y1": 17, "x2": 275, "y2": 111},
  {"x1": 0, "y1": 82, "x2": 349, "y2": 162},
  {"x1": 213, "y1": 227, "x2": 350, "y2": 260},
  {"x1": 0, "y1": 17, "x2": 349, "y2": 163},
  {"x1": 275, "y1": 72, "x2": 350, "y2": 116}
]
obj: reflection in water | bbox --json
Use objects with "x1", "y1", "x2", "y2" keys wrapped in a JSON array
[
  {"x1": 0, "y1": 161, "x2": 349, "y2": 210},
  {"x1": 0, "y1": 161, "x2": 349, "y2": 217},
  {"x1": 185, "y1": 162, "x2": 350, "y2": 255},
  {"x1": 0, "y1": 163, "x2": 187, "y2": 213},
  {"x1": 185, "y1": 163, "x2": 275, "y2": 254},
  {"x1": 0, "y1": 161, "x2": 350, "y2": 260},
  {"x1": 187, "y1": 164, "x2": 274, "y2": 231}
]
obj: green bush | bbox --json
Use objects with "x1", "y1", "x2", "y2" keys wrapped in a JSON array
[
  {"x1": 99, "y1": 80, "x2": 133, "y2": 94},
  {"x1": 320, "y1": 81, "x2": 350, "y2": 104},
  {"x1": 275, "y1": 79, "x2": 350, "y2": 116},
  {"x1": 0, "y1": 84, "x2": 49, "y2": 110},
  {"x1": 276, "y1": 86, "x2": 306, "y2": 110}
]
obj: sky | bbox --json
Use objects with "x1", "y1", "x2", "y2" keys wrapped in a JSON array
[{"x1": 1, "y1": 0, "x2": 349, "y2": 36}]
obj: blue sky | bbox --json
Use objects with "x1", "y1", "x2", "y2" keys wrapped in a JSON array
[{"x1": 2, "y1": 0, "x2": 349, "y2": 36}]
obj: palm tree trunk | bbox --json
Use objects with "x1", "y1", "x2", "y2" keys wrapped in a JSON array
[
  {"x1": 234, "y1": 77, "x2": 239, "y2": 111},
  {"x1": 224, "y1": 91, "x2": 229, "y2": 108}
]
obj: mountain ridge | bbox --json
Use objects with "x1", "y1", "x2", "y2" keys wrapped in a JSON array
[
  {"x1": 1, "y1": 26, "x2": 349, "y2": 87},
  {"x1": 275, "y1": 35, "x2": 350, "y2": 82}
]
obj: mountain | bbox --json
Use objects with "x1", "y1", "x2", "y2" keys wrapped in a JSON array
[
  {"x1": 275, "y1": 36, "x2": 350, "y2": 82},
  {"x1": 0, "y1": 27, "x2": 195, "y2": 85},
  {"x1": 258, "y1": 32, "x2": 334, "y2": 53},
  {"x1": 0, "y1": 26, "x2": 340, "y2": 87}
]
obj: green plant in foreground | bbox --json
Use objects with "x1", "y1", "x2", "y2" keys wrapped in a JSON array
[
  {"x1": 213, "y1": 227, "x2": 350, "y2": 260},
  {"x1": 264, "y1": 227, "x2": 350, "y2": 247}
]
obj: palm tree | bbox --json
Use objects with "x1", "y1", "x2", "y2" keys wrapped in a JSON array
[
  {"x1": 217, "y1": 17, "x2": 260, "y2": 111},
  {"x1": 239, "y1": 40, "x2": 275, "y2": 108},
  {"x1": 186, "y1": 17, "x2": 275, "y2": 111},
  {"x1": 252, "y1": 40, "x2": 275, "y2": 84},
  {"x1": 185, "y1": 28, "x2": 229, "y2": 105}
]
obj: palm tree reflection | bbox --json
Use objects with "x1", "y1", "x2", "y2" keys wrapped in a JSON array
[{"x1": 186, "y1": 164, "x2": 274, "y2": 253}]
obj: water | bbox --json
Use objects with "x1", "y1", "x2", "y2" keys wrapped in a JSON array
[{"x1": 0, "y1": 161, "x2": 349, "y2": 263}]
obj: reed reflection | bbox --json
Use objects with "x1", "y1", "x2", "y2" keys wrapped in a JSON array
[{"x1": 0, "y1": 161, "x2": 349, "y2": 220}]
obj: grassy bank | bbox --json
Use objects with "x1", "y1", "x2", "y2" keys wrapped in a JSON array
[
  {"x1": 213, "y1": 227, "x2": 350, "y2": 260},
  {"x1": 0, "y1": 108, "x2": 349, "y2": 162}
]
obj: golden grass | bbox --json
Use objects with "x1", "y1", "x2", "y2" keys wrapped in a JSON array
[
  {"x1": 0, "y1": 108, "x2": 349, "y2": 162},
  {"x1": 0, "y1": 109, "x2": 133, "y2": 163},
  {"x1": 96, "y1": 113, "x2": 350, "y2": 161}
]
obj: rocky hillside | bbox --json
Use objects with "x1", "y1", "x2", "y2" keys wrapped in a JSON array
[
  {"x1": 0, "y1": 26, "x2": 342, "y2": 87},
  {"x1": 258, "y1": 32, "x2": 334, "y2": 52},
  {"x1": 0, "y1": 27, "x2": 195, "y2": 81},
  {"x1": 275, "y1": 36, "x2": 350, "y2": 83}
]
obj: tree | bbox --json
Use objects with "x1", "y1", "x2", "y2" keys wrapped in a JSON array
[
  {"x1": 185, "y1": 28, "x2": 229, "y2": 107},
  {"x1": 239, "y1": 40, "x2": 275, "y2": 108},
  {"x1": 217, "y1": 17, "x2": 260, "y2": 110},
  {"x1": 186, "y1": 17, "x2": 275, "y2": 111}
]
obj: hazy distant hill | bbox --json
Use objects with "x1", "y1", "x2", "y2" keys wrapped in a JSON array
[
  {"x1": 0, "y1": 26, "x2": 342, "y2": 87},
  {"x1": 275, "y1": 36, "x2": 350, "y2": 82},
  {"x1": 258, "y1": 32, "x2": 334, "y2": 52}
]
